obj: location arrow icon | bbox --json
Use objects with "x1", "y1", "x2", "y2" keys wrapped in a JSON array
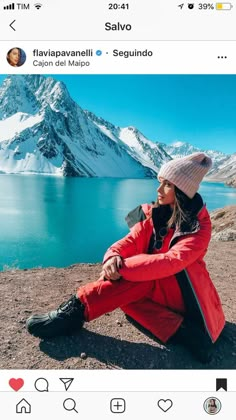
[{"x1": 59, "y1": 378, "x2": 74, "y2": 391}]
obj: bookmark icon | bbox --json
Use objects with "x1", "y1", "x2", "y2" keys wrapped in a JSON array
[
  {"x1": 59, "y1": 378, "x2": 74, "y2": 391},
  {"x1": 216, "y1": 378, "x2": 227, "y2": 391}
]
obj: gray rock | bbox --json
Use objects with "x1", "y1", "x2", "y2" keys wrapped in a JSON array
[{"x1": 212, "y1": 229, "x2": 236, "y2": 241}]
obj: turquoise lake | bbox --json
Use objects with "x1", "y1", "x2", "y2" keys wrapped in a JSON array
[{"x1": 0, "y1": 175, "x2": 235, "y2": 271}]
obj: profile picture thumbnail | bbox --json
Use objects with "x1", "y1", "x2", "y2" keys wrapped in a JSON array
[
  {"x1": 6, "y1": 47, "x2": 26, "y2": 67},
  {"x1": 203, "y1": 397, "x2": 222, "y2": 415}
]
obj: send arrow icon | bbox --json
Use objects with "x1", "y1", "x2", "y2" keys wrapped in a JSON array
[{"x1": 59, "y1": 378, "x2": 74, "y2": 391}]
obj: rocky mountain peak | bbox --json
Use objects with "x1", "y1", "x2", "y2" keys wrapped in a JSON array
[
  {"x1": 0, "y1": 75, "x2": 40, "y2": 119},
  {"x1": 85, "y1": 110, "x2": 117, "y2": 132},
  {"x1": 0, "y1": 75, "x2": 77, "y2": 120},
  {"x1": 0, "y1": 75, "x2": 234, "y2": 181}
]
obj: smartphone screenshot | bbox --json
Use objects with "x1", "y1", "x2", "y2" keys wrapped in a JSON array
[{"x1": 0, "y1": 1, "x2": 235, "y2": 418}]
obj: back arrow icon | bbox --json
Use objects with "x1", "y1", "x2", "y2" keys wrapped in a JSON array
[{"x1": 10, "y1": 20, "x2": 16, "y2": 31}]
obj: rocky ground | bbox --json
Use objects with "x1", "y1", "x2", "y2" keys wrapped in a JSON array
[
  {"x1": 0, "y1": 207, "x2": 235, "y2": 370},
  {"x1": 211, "y1": 205, "x2": 236, "y2": 241}
]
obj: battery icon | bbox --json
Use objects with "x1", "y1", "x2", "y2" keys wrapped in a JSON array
[{"x1": 216, "y1": 3, "x2": 233, "y2": 9}]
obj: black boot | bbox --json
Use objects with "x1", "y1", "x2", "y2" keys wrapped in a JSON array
[
  {"x1": 171, "y1": 319, "x2": 214, "y2": 364},
  {"x1": 26, "y1": 295, "x2": 85, "y2": 339}
]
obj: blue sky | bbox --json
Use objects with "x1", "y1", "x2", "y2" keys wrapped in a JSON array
[{"x1": 0, "y1": 74, "x2": 235, "y2": 154}]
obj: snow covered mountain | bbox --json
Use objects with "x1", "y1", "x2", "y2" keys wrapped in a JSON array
[
  {"x1": 164, "y1": 141, "x2": 227, "y2": 164},
  {"x1": 0, "y1": 75, "x2": 234, "y2": 181},
  {"x1": 85, "y1": 111, "x2": 171, "y2": 173},
  {"x1": 206, "y1": 153, "x2": 236, "y2": 183},
  {"x1": 164, "y1": 141, "x2": 236, "y2": 183},
  {"x1": 163, "y1": 141, "x2": 200, "y2": 158},
  {"x1": 0, "y1": 75, "x2": 170, "y2": 177}
]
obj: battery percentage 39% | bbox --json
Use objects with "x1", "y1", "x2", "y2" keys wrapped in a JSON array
[{"x1": 198, "y1": 3, "x2": 215, "y2": 9}]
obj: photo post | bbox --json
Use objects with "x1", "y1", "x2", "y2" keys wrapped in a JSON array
[
  {"x1": 0, "y1": 1, "x2": 235, "y2": 418},
  {"x1": 0, "y1": 73, "x2": 235, "y2": 370}
]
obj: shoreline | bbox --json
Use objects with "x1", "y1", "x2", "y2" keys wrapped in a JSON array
[{"x1": 1, "y1": 205, "x2": 236, "y2": 273}]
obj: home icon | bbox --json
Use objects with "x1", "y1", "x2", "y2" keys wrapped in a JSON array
[{"x1": 16, "y1": 398, "x2": 31, "y2": 414}]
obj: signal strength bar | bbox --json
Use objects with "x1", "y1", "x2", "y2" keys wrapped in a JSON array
[{"x1": 3, "y1": 2, "x2": 15, "y2": 9}]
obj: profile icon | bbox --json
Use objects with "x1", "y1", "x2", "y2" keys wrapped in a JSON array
[
  {"x1": 203, "y1": 397, "x2": 222, "y2": 415},
  {"x1": 6, "y1": 47, "x2": 26, "y2": 67}
]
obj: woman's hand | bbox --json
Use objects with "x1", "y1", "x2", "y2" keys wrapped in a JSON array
[{"x1": 99, "y1": 256, "x2": 123, "y2": 281}]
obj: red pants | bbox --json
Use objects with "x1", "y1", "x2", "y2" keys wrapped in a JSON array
[{"x1": 77, "y1": 278, "x2": 184, "y2": 343}]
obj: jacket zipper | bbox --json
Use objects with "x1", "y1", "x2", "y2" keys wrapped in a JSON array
[
  {"x1": 167, "y1": 204, "x2": 213, "y2": 342},
  {"x1": 183, "y1": 268, "x2": 213, "y2": 342}
]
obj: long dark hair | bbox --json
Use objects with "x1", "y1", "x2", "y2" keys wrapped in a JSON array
[
  {"x1": 7, "y1": 48, "x2": 21, "y2": 66},
  {"x1": 169, "y1": 186, "x2": 199, "y2": 231},
  {"x1": 153, "y1": 186, "x2": 199, "y2": 232}
]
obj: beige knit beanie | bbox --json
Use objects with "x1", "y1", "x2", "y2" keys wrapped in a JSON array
[{"x1": 158, "y1": 152, "x2": 212, "y2": 198}]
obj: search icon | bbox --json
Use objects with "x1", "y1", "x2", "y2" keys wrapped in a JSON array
[
  {"x1": 63, "y1": 398, "x2": 78, "y2": 413},
  {"x1": 34, "y1": 377, "x2": 49, "y2": 392}
]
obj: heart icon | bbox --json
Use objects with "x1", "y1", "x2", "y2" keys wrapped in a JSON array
[
  {"x1": 9, "y1": 378, "x2": 24, "y2": 391},
  {"x1": 157, "y1": 399, "x2": 173, "y2": 412}
]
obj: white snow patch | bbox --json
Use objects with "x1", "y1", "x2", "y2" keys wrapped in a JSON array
[{"x1": 0, "y1": 113, "x2": 43, "y2": 142}]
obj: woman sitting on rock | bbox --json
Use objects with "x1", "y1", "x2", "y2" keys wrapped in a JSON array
[{"x1": 26, "y1": 152, "x2": 225, "y2": 363}]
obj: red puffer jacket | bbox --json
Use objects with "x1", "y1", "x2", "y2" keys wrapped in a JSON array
[{"x1": 103, "y1": 196, "x2": 225, "y2": 343}]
